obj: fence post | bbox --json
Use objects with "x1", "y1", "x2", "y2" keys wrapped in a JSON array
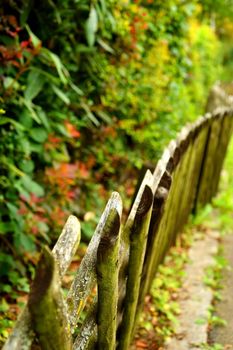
[
  {"x1": 181, "y1": 118, "x2": 209, "y2": 216},
  {"x1": 28, "y1": 247, "x2": 71, "y2": 350},
  {"x1": 211, "y1": 110, "x2": 233, "y2": 197},
  {"x1": 97, "y1": 202, "x2": 122, "y2": 350},
  {"x1": 137, "y1": 180, "x2": 170, "y2": 320},
  {"x1": 117, "y1": 170, "x2": 153, "y2": 350},
  {"x1": 67, "y1": 192, "x2": 122, "y2": 332},
  {"x1": 195, "y1": 112, "x2": 222, "y2": 206},
  {"x1": 138, "y1": 142, "x2": 178, "y2": 296}
]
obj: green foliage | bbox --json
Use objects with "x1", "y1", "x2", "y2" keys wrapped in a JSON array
[
  {"x1": 200, "y1": 343, "x2": 224, "y2": 350},
  {"x1": 146, "y1": 244, "x2": 188, "y2": 342}
]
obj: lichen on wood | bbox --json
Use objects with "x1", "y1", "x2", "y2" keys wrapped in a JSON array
[
  {"x1": 73, "y1": 302, "x2": 97, "y2": 350},
  {"x1": 117, "y1": 170, "x2": 153, "y2": 350},
  {"x1": 67, "y1": 192, "x2": 122, "y2": 332},
  {"x1": 28, "y1": 247, "x2": 71, "y2": 350},
  {"x1": 53, "y1": 215, "x2": 81, "y2": 278},
  {"x1": 97, "y1": 204, "x2": 122, "y2": 350},
  {"x1": 196, "y1": 115, "x2": 222, "y2": 206},
  {"x1": 137, "y1": 182, "x2": 170, "y2": 316}
]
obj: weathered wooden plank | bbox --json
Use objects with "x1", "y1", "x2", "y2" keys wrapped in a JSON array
[
  {"x1": 137, "y1": 181, "x2": 171, "y2": 320},
  {"x1": 67, "y1": 192, "x2": 122, "y2": 332},
  {"x1": 211, "y1": 111, "x2": 233, "y2": 196},
  {"x1": 206, "y1": 112, "x2": 224, "y2": 202},
  {"x1": 174, "y1": 141, "x2": 196, "y2": 232},
  {"x1": 53, "y1": 215, "x2": 81, "y2": 278},
  {"x1": 136, "y1": 141, "x2": 176, "y2": 301},
  {"x1": 3, "y1": 215, "x2": 81, "y2": 350},
  {"x1": 136, "y1": 141, "x2": 176, "y2": 305},
  {"x1": 176, "y1": 120, "x2": 209, "y2": 230},
  {"x1": 117, "y1": 171, "x2": 156, "y2": 328},
  {"x1": 97, "y1": 202, "x2": 122, "y2": 350},
  {"x1": 117, "y1": 170, "x2": 154, "y2": 350},
  {"x1": 167, "y1": 132, "x2": 193, "y2": 245},
  {"x1": 155, "y1": 126, "x2": 193, "y2": 263},
  {"x1": 195, "y1": 113, "x2": 223, "y2": 206},
  {"x1": 28, "y1": 247, "x2": 71, "y2": 350},
  {"x1": 139, "y1": 142, "x2": 180, "y2": 294},
  {"x1": 73, "y1": 303, "x2": 97, "y2": 350},
  {"x1": 183, "y1": 119, "x2": 209, "y2": 213}
]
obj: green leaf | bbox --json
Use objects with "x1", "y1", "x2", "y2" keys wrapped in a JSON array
[
  {"x1": 25, "y1": 70, "x2": 45, "y2": 101},
  {"x1": 3, "y1": 76, "x2": 20, "y2": 90},
  {"x1": 52, "y1": 84, "x2": 70, "y2": 105},
  {"x1": 36, "y1": 108, "x2": 50, "y2": 130},
  {"x1": 4, "y1": 161, "x2": 25, "y2": 177},
  {"x1": 6, "y1": 203, "x2": 18, "y2": 216},
  {"x1": 21, "y1": 175, "x2": 44, "y2": 197},
  {"x1": 97, "y1": 38, "x2": 114, "y2": 53},
  {"x1": 195, "y1": 318, "x2": 206, "y2": 325},
  {"x1": 0, "y1": 117, "x2": 25, "y2": 130},
  {"x1": 0, "y1": 299, "x2": 9, "y2": 313},
  {"x1": 85, "y1": 6, "x2": 98, "y2": 47},
  {"x1": 14, "y1": 182, "x2": 30, "y2": 200},
  {"x1": 14, "y1": 232, "x2": 36, "y2": 252},
  {"x1": 22, "y1": 98, "x2": 41, "y2": 124},
  {"x1": 30, "y1": 127, "x2": 48, "y2": 143},
  {"x1": 29, "y1": 143, "x2": 43, "y2": 153},
  {"x1": 0, "y1": 222, "x2": 14, "y2": 234},
  {"x1": 19, "y1": 159, "x2": 35, "y2": 173},
  {"x1": 69, "y1": 82, "x2": 84, "y2": 96},
  {"x1": 41, "y1": 48, "x2": 69, "y2": 84},
  {"x1": 96, "y1": 110, "x2": 112, "y2": 124},
  {"x1": 19, "y1": 138, "x2": 31, "y2": 155},
  {"x1": 81, "y1": 102, "x2": 100, "y2": 126},
  {"x1": 25, "y1": 25, "x2": 41, "y2": 47}
]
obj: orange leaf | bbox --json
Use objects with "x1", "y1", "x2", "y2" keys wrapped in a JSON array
[
  {"x1": 135, "y1": 340, "x2": 148, "y2": 348},
  {"x1": 65, "y1": 121, "x2": 81, "y2": 138}
]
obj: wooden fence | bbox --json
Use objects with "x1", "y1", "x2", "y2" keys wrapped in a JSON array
[{"x1": 3, "y1": 106, "x2": 233, "y2": 350}]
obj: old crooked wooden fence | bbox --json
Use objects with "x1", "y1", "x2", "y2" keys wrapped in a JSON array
[{"x1": 4, "y1": 106, "x2": 233, "y2": 350}]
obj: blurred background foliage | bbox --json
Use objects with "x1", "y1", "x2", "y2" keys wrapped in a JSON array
[{"x1": 0, "y1": 0, "x2": 233, "y2": 339}]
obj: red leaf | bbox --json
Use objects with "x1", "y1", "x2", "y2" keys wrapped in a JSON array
[{"x1": 65, "y1": 121, "x2": 81, "y2": 138}]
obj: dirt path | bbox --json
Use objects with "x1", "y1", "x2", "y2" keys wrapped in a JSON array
[
  {"x1": 209, "y1": 232, "x2": 233, "y2": 349},
  {"x1": 164, "y1": 229, "x2": 219, "y2": 350}
]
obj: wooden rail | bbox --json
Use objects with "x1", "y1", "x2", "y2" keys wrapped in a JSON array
[{"x1": 3, "y1": 106, "x2": 233, "y2": 350}]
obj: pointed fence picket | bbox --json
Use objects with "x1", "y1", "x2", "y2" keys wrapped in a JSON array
[{"x1": 3, "y1": 106, "x2": 233, "y2": 350}]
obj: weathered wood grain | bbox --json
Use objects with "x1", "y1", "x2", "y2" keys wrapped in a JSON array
[
  {"x1": 195, "y1": 113, "x2": 222, "y2": 206},
  {"x1": 53, "y1": 215, "x2": 81, "y2": 278},
  {"x1": 28, "y1": 247, "x2": 71, "y2": 350},
  {"x1": 97, "y1": 204, "x2": 122, "y2": 350},
  {"x1": 73, "y1": 302, "x2": 97, "y2": 350},
  {"x1": 137, "y1": 182, "x2": 170, "y2": 320},
  {"x1": 177, "y1": 121, "x2": 209, "y2": 230},
  {"x1": 67, "y1": 192, "x2": 122, "y2": 332},
  {"x1": 117, "y1": 170, "x2": 154, "y2": 350},
  {"x1": 211, "y1": 111, "x2": 233, "y2": 196}
]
